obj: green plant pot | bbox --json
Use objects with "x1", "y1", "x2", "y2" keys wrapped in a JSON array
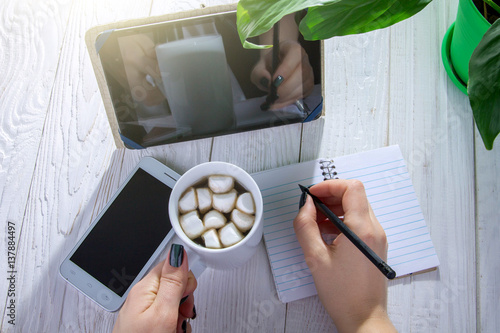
[{"x1": 441, "y1": 0, "x2": 491, "y2": 94}]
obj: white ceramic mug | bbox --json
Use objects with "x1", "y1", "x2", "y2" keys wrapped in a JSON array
[{"x1": 169, "y1": 162, "x2": 263, "y2": 270}]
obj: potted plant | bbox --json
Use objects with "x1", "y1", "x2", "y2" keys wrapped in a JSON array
[
  {"x1": 442, "y1": 0, "x2": 500, "y2": 150},
  {"x1": 236, "y1": 0, "x2": 500, "y2": 150}
]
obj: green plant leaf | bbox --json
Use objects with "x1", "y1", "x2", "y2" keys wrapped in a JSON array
[
  {"x1": 468, "y1": 19, "x2": 500, "y2": 150},
  {"x1": 299, "y1": 0, "x2": 432, "y2": 40},
  {"x1": 236, "y1": 0, "x2": 431, "y2": 49},
  {"x1": 236, "y1": 0, "x2": 330, "y2": 49},
  {"x1": 483, "y1": 0, "x2": 500, "y2": 16}
]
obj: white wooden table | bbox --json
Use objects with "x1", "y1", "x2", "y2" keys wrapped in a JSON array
[{"x1": 1, "y1": 0, "x2": 499, "y2": 332}]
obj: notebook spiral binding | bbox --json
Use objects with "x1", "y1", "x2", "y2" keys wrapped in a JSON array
[{"x1": 319, "y1": 160, "x2": 338, "y2": 180}]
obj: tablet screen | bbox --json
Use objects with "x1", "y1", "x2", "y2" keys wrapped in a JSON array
[{"x1": 97, "y1": 11, "x2": 322, "y2": 148}]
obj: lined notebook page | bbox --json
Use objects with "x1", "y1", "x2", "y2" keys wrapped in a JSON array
[{"x1": 252, "y1": 145, "x2": 440, "y2": 303}]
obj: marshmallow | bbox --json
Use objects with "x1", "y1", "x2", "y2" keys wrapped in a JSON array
[
  {"x1": 202, "y1": 229, "x2": 222, "y2": 249},
  {"x1": 208, "y1": 175, "x2": 234, "y2": 194},
  {"x1": 212, "y1": 189, "x2": 237, "y2": 213},
  {"x1": 180, "y1": 210, "x2": 205, "y2": 239},
  {"x1": 203, "y1": 210, "x2": 227, "y2": 229},
  {"x1": 236, "y1": 192, "x2": 255, "y2": 215},
  {"x1": 218, "y1": 222, "x2": 244, "y2": 247},
  {"x1": 178, "y1": 187, "x2": 198, "y2": 214},
  {"x1": 196, "y1": 187, "x2": 212, "y2": 214},
  {"x1": 231, "y1": 209, "x2": 255, "y2": 232}
]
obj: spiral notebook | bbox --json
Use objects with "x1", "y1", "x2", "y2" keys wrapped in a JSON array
[{"x1": 251, "y1": 145, "x2": 440, "y2": 303}]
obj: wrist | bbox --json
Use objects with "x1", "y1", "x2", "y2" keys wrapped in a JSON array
[
  {"x1": 336, "y1": 312, "x2": 396, "y2": 333},
  {"x1": 355, "y1": 316, "x2": 397, "y2": 333}
]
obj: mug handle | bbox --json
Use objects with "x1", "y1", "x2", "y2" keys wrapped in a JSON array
[{"x1": 185, "y1": 248, "x2": 207, "y2": 279}]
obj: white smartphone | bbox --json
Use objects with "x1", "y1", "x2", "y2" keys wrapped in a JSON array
[{"x1": 60, "y1": 157, "x2": 180, "y2": 312}]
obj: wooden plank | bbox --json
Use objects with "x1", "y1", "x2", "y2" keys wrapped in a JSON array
[
  {"x1": 386, "y1": 0, "x2": 476, "y2": 331},
  {"x1": 193, "y1": 245, "x2": 287, "y2": 333},
  {"x1": 475, "y1": 132, "x2": 500, "y2": 333},
  {"x1": 307, "y1": 30, "x2": 391, "y2": 159},
  {"x1": 0, "y1": 0, "x2": 73, "y2": 327},
  {"x1": 211, "y1": 125, "x2": 303, "y2": 173},
  {"x1": 290, "y1": 27, "x2": 391, "y2": 332},
  {"x1": 8, "y1": 0, "x2": 161, "y2": 331}
]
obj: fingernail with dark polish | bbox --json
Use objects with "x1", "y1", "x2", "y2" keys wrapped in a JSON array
[
  {"x1": 180, "y1": 295, "x2": 189, "y2": 305},
  {"x1": 182, "y1": 320, "x2": 187, "y2": 333},
  {"x1": 299, "y1": 191, "x2": 307, "y2": 209},
  {"x1": 169, "y1": 243, "x2": 184, "y2": 267},
  {"x1": 192, "y1": 305, "x2": 197, "y2": 319},
  {"x1": 273, "y1": 75, "x2": 284, "y2": 87},
  {"x1": 260, "y1": 77, "x2": 269, "y2": 87}
]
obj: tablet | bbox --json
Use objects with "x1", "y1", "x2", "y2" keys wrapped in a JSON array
[{"x1": 87, "y1": 6, "x2": 323, "y2": 148}]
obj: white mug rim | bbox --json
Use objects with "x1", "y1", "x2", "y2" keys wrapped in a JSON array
[{"x1": 169, "y1": 161, "x2": 263, "y2": 254}]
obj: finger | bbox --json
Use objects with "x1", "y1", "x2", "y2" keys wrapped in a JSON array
[
  {"x1": 184, "y1": 270, "x2": 197, "y2": 296},
  {"x1": 144, "y1": 44, "x2": 157, "y2": 59},
  {"x1": 272, "y1": 80, "x2": 303, "y2": 108},
  {"x1": 179, "y1": 271, "x2": 197, "y2": 319},
  {"x1": 133, "y1": 34, "x2": 156, "y2": 55},
  {"x1": 310, "y1": 180, "x2": 373, "y2": 233},
  {"x1": 129, "y1": 36, "x2": 159, "y2": 81},
  {"x1": 318, "y1": 203, "x2": 345, "y2": 218},
  {"x1": 339, "y1": 180, "x2": 373, "y2": 232},
  {"x1": 308, "y1": 180, "x2": 344, "y2": 201},
  {"x1": 293, "y1": 195, "x2": 327, "y2": 258},
  {"x1": 177, "y1": 319, "x2": 192, "y2": 333},
  {"x1": 179, "y1": 292, "x2": 196, "y2": 319},
  {"x1": 271, "y1": 76, "x2": 314, "y2": 109},
  {"x1": 274, "y1": 41, "x2": 303, "y2": 79},
  {"x1": 153, "y1": 244, "x2": 189, "y2": 314},
  {"x1": 308, "y1": 180, "x2": 348, "y2": 209},
  {"x1": 271, "y1": 72, "x2": 314, "y2": 110},
  {"x1": 122, "y1": 258, "x2": 165, "y2": 313},
  {"x1": 132, "y1": 257, "x2": 164, "y2": 291},
  {"x1": 277, "y1": 54, "x2": 313, "y2": 91},
  {"x1": 317, "y1": 219, "x2": 340, "y2": 235},
  {"x1": 306, "y1": 182, "x2": 347, "y2": 216},
  {"x1": 141, "y1": 56, "x2": 161, "y2": 80},
  {"x1": 251, "y1": 61, "x2": 271, "y2": 92}
]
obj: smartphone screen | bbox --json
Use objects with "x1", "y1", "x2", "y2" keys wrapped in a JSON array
[{"x1": 70, "y1": 168, "x2": 172, "y2": 297}]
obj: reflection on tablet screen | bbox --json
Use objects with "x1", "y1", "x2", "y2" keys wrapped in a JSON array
[{"x1": 98, "y1": 11, "x2": 322, "y2": 148}]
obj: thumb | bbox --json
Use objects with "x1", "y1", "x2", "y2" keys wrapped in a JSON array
[
  {"x1": 153, "y1": 244, "x2": 188, "y2": 312},
  {"x1": 293, "y1": 195, "x2": 326, "y2": 258}
]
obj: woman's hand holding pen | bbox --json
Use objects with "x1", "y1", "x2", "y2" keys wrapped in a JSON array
[
  {"x1": 251, "y1": 39, "x2": 314, "y2": 110},
  {"x1": 293, "y1": 180, "x2": 397, "y2": 333},
  {"x1": 251, "y1": 14, "x2": 314, "y2": 111}
]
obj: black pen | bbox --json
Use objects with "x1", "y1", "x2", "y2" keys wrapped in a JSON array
[
  {"x1": 298, "y1": 184, "x2": 396, "y2": 279},
  {"x1": 261, "y1": 21, "x2": 280, "y2": 111}
]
